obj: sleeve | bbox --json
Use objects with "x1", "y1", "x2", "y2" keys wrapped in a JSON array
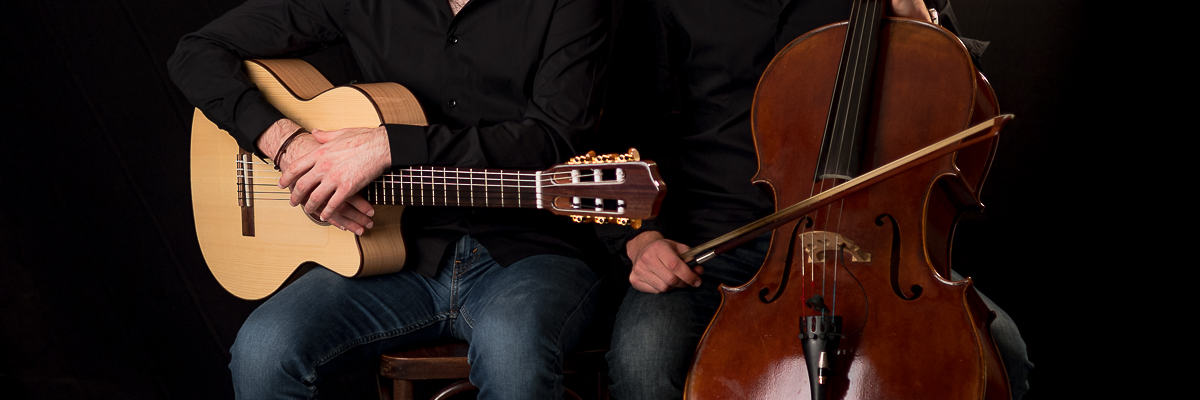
[
  {"x1": 167, "y1": 0, "x2": 347, "y2": 156},
  {"x1": 595, "y1": 218, "x2": 664, "y2": 266},
  {"x1": 929, "y1": 0, "x2": 990, "y2": 68},
  {"x1": 382, "y1": 0, "x2": 610, "y2": 170}
]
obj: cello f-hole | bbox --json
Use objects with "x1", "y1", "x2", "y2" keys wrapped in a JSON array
[
  {"x1": 759, "y1": 216, "x2": 812, "y2": 304},
  {"x1": 877, "y1": 213, "x2": 922, "y2": 300}
]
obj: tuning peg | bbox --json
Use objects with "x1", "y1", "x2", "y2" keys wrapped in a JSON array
[
  {"x1": 566, "y1": 215, "x2": 642, "y2": 229},
  {"x1": 619, "y1": 148, "x2": 641, "y2": 162},
  {"x1": 568, "y1": 150, "x2": 598, "y2": 165},
  {"x1": 612, "y1": 217, "x2": 642, "y2": 229},
  {"x1": 569, "y1": 148, "x2": 646, "y2": 165}
]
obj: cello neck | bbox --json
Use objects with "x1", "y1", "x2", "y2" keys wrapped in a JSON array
[{"x1": 815, "y1": 0, "x2": 887, "y2": 181}]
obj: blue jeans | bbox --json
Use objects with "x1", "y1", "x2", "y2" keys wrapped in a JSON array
[
  {"x1": 230, "y1": 236, "x2": 600, "y2": 399},
  {"x1": 606, "y1": 235, "x2": 1032, "y2": 399}
]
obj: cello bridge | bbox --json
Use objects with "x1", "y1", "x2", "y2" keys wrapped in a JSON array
[{"x1": 799, "y1": 231, "x2": 871, "y2": 263}]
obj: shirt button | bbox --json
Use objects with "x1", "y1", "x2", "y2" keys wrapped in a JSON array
[
  {"x1": 448, "y1": 36, "x2": 459, "y2": 44},
  {"x1": 447, "y1": 99, "x2": 457, "y2": 107}
]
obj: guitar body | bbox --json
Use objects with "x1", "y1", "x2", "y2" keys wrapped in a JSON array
[{"x1": 190, "y1": 59, "x2": 427, "y2": 300}]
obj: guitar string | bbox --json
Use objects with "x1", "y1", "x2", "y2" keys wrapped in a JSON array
[
  {"x1": 235, "y1": 161, "x2": 610, "y2": 185},
  {"x1": 236, "y1": 162, "x2": 622, "y2": 209},
  {"x1": 234, "y1": 172, "x2": 604, "y2": 188}
]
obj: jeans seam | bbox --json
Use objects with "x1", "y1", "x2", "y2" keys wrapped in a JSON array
[
  {"x1": 544, "y1": 275, "x2": 600, "y2": 396},
  {"x1": 310, "y1": 312, "x2": 454, "y2": 370},
  {"x1": 451, "y1": 259, "x2": 462, "y2": 315},
  {"x1": 555, "y1": 277, "x2": 602, "y2": 355},
  {"x1": 449, "y1": 244, "x2": 478, "y2": 316},
  {"x1": 460, "y1": 307, "x2": 474, "y2": 330}
]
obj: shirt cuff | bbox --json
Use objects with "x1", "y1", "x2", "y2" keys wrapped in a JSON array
[
  {"x1": 233, "y1": 92, "x2": 287, "y2": 159},
  {"x1": 383, "y1": 124, "x2": 430, "y2": 167},
  {"x1": 595, "y1": 217, "x2": 664, "y2": 266}
]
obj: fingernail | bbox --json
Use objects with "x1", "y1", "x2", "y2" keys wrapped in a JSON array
[
  {"x1": 366, "y1": 221, "x2": 374, "y2": 229},
  {"x1": 367, "y1": 209, "x2": 375, "y2": 217},
  {"x1": 355, "y1": 228, "x2": 364, "y2": 236}
]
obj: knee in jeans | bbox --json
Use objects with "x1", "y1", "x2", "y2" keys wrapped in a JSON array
[
  {"x1": 467, "y1": 336, "x2": 564, "y2": 397},
  {"x1": 230, "y1": 316, "x2": 312, "y2": 380},
  {"x1": 608, "y1": 332, "x2": 679, "y2": 380}
]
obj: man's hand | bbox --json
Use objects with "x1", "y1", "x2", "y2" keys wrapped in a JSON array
[
  {"x1": 274, "y1": 125, "x2": 391, "y2": 235},
  {"x1": 890, "y1": 0, "x2": 933, "y2": 23},
  {"x1": 626, "y1": 231, "x2": 702, "y2": 294}
]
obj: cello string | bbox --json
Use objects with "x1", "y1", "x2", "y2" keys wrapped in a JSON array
[
  {"x1": 832, "y1": 0, "x2": 876, "y2": 185},
  {"x1": 842, "y1": 0, "x2": 880, "y2": 185},
  {"x1": 810, "y1": 0, "x2": 864, "y2": 318},
  {"x1": 838, "y1": 0, "x2": 881, "y2": 318},
  {"x1": 824, "y1": 0, "x2": 875, "y2": 317},
  {"x1": 814, "y1": 0, "x2": 870, "y2": 198},
  {"x1": 828, "y1": 0, "x2": 884, "y2": 318}
]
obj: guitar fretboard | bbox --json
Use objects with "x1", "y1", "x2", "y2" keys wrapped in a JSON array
[
  {"x1": 364, "y1": 166, "x2": 543, "y2": 209},
  {"x1": 236, "y1": 159, "x2": 647, "y2": 219}
]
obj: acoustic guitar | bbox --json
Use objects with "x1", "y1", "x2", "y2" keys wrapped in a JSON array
[{"x1": 191, "y1": 59, "x2": 665, "y2": 300}]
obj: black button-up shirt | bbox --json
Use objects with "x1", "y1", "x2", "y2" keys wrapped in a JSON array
[{"x1": 169, "y1": 0, "x2": 608, "y2": 276}]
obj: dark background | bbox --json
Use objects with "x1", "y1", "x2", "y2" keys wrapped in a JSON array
[{"x1": 2, "y1": 1, "x2": 1106, "y2": 399}]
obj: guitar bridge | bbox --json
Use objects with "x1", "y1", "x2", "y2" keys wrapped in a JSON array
[{"x1": 237, "y1": 148, "x2": 255, "y2": 236}]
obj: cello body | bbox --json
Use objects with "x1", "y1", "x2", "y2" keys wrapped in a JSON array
[{"x1": 683, "y1": 16, "x2": 1009, "y2": 400}]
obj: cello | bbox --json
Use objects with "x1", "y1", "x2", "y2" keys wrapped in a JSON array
[{"x1": 682, "y1": 1, "x2": 1010, "y2": 399}]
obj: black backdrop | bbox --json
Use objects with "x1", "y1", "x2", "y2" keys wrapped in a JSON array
[{"x1": 2, "y1": 1, "x2": 1105, "y2": 399}]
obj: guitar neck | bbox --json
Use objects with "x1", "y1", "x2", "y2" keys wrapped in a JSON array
[{"x1": 363, "y1": 166, "x2": 543, "y2": 209}]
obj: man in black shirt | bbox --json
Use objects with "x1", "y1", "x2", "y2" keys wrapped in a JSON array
[
  {"x1": 600, "y1": 0, "x2": 1032, "y2": 399},
  {"x1": 169, "y1": 0, "x2": 607, "y2": 398}
]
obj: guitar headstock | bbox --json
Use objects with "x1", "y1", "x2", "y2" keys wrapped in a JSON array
[{"x1": 542, "y1": 149, "x2": 665, "y2": 229}]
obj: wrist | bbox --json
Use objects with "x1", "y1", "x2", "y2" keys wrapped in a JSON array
[
  {"x1": 272, "y1": 128, "x2": 309, "y2": 171},
  {"x1": 256, "y1": 118, "x2": 304, "y2": 160},
  {"x1": 371, "y1": 125, "x2": 392, "y2": 171},
  {"x1": 626, "y1": 231, "x2": 665, "y2": 260}
]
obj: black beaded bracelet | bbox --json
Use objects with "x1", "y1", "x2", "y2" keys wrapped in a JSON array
[{"x1": 273, "y1": 127, "x2": 308, "y2": 172}]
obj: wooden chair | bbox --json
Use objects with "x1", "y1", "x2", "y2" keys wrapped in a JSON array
[{"x1": 378, "y1": 339, "x2": 610, "y2": 400}]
